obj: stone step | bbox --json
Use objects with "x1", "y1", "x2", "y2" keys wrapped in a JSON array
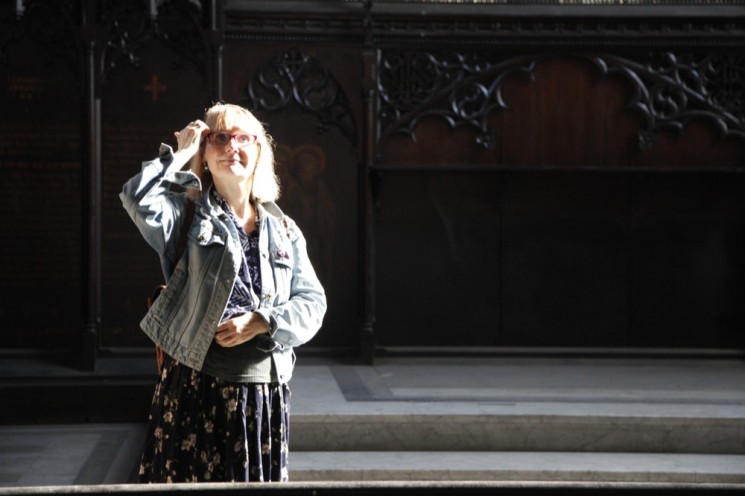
[
  {"x1": 290, "y1": 411, "x2": 745, "y2": 454},
  {"x1": 288, "y1": 360, "x2": 745, "y2": 455},
  {"x1": 290, "y1": 451, "x2": 745, "y2": 484}
]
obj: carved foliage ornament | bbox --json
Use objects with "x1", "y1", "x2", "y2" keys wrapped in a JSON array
[
  {"x1": 377, "y1": 50, "x2": 745, "y2": 150},
  {"x1": 245, "y1": 49, "x2": 356, "y2": 143},
  {"x1": 598, "y1": 52, "x2": 745, "y2": 149},
  {"x1": 378, "y1": 51, "x2": 535, "y2": 148}
]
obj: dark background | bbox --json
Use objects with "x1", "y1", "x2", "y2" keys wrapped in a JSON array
[{"x1": 1, "y1": 0, "x2": 744, "y2": 368}]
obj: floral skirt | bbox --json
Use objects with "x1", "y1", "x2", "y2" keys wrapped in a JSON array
[{"x1": 138, "y1": 356, "x2": 290, "y2": 483}]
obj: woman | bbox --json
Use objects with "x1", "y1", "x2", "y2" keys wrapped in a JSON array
[{"x1": 120, "y1": 103, "x2": 326, "y2": 483}]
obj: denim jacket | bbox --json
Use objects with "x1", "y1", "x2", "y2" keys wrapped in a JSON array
[{"x1": 120, "y1": 144, "x2": 327, "y2": 383}]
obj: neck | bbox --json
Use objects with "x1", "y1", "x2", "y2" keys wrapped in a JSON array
[
  {"x1": 214, "y1": 179, "x2": 257, "y2": 232},
  {"x1": 214, "y1": 178, "x2": 253, "y2": 217}
]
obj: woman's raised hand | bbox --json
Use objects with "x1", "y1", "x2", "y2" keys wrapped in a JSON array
[{"x1": 174, "y1": 119, "x2": 208, "y2": 157}]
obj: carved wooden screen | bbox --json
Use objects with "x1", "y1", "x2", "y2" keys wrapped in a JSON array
[
  {"x1": 2, "y1": 0, "x2": 744, "y2": 364},
  {"x1": 372, "y1": 49, "x2": 745, "y2": 350}
]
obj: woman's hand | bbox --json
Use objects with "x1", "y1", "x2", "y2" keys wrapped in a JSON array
[
  {"x1": 173, "y1": 119, "x2": 208, "y2": 158},
  {"x1": 214, "y1": 312, "x2": 270, "y2": 348}
]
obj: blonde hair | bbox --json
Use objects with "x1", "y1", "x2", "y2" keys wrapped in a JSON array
[{"x1": 187, "y1": 103, "x2": 280, "y2": 203}]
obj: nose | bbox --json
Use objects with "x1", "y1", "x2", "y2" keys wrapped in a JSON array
[{"x1": 225, "y1": 137, "x2": 240, "y2": 151}]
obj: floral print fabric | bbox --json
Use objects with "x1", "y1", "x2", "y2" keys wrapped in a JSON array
[
  {"x1": 139, "y1": 357, "x2": 290, "y2": 483},
  {"x1": 214, "y1": 193, "x2": 262, "y2": 322}
]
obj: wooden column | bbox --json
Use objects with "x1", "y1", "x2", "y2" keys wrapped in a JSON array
[
  {"x1": 208, "y1": 0, "x2": 224, "y2": 102},
  {"x1": 360, "y1": 0, "x2": 377, "y2": 364},
  {"x1": 80, "y1": 0, "x2": 102, "y2": 370}
]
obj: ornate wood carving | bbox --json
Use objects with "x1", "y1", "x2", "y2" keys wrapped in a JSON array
[
  {"x1": 3, "y1": 0, "x2": 209, "y2": 83},
  {"x1": 598, "y1": 52, "x2": 745, "y2": 149},
  {"x1": 153, "y1": 0, "x2": 209, "y2": 76},
  {"x1": 245, "y1": 49, "x2": 357, "y2": 143},
  {"x1": 378, "y1": 51, "x2": 534, "y2": 149},
  {"x1": 377, "y1": 50, "x2": 745, "y2": 151},
  {"x1": 101, "y1": 0, "x2": 210, "y2": 82},
  {"x1": 100, "y1": 1, "x2": 153, "y2": 79},
  {"x1": 9, "y1": 0, "x2": 80, "y2": 74}
]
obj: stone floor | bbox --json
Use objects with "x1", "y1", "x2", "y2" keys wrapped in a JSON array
[{"x1": 1, "y1": 354, "x2": 745, "y2": 488}]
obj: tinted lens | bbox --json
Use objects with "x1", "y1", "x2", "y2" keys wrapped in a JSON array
[
  {"x1": 235, "y1": 134, "x2": 254, "y2": 145},
  {"x1": 209, "y1": 133, "x2": 256, "y2": 146},
  {"x1": 210, "y1": 133, "x2": 230, "y2": 146}
]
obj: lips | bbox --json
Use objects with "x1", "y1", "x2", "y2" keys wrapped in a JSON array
[{"x1": 220, "y1": 158, "x2": 243, "y2": 166}]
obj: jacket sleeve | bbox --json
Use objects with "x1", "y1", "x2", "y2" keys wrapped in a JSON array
[
  {"x1": 256, "y1": 217, "x2": 327, "y2": 349},
  {"x1": 119, "y1": 144, "x2": 201, "y2": 276}
]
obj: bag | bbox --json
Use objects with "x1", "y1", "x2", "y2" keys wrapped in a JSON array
[{"x1": 147, "y1": 200, "x2": 195, "y2": 372}]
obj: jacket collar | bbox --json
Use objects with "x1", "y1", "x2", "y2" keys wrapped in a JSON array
[{"x1": 200, "y1": 184, "x2": 286, "y2": 222}]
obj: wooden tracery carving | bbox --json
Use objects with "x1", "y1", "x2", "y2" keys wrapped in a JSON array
[
  {"x1": 377, "y1": 50, "x2": 745, "y2": 151},
  {"x1": 245, "y1": 48, "x2": 357, "y2": 143}
]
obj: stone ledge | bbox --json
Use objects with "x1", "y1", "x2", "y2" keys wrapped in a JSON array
[
  {"x1": 1, "y1": 481, "x2": 745, "y2": 496},
  {"x1": 291, "y1": 451, "x2": 745, "y2": 484}
]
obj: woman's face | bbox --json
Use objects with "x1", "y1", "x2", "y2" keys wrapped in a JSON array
[{"x1": 203, "y1": 125, "x2": 261, "y2": 186}]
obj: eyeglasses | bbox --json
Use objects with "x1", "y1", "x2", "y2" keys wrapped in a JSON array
[{"x1": 207, "y1": 132, "x2": 258, "y2": 147}]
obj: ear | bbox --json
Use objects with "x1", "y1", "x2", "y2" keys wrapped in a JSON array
[{"x1": 254, "y1": 142, "x2": 262, "y2": 164}]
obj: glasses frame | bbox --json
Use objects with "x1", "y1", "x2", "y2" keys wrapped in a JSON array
[{"x1": 206, "y1": 132, "x2": 258, "y2": 147}]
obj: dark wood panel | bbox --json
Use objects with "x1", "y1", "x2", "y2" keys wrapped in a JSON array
[
  {"x1": 628, "y1": 173, "x2": 745, "y2": 348},
  {"x1": 376, "y1": 172, "x2": 502, "y2": 347},
  {"x1": 498, "y1": 57, "x2": 643, "y2": 168},
  {"x1": 3, "y1": 1, "x2": 745, "y2": 360},
  {"x1": 639, "y1": 121, "x2": 745, "y2": 169},
  {"x1": 0, "y1": 35, "x2": 82, "y2": 348},
  {"x1": 501, "y1": 172, "x2": 630, "y2": 347},
  {"x1": 376, "y1": 169, "x2": 745, "y2": 349}
]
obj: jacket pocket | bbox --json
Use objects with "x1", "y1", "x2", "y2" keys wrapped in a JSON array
[
  {"x1": 190, "y1": 219, "x2": 226, "y2": 246},
  {"x1": 270, "y1": 246, "x2": 294, "y2": 301}
]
